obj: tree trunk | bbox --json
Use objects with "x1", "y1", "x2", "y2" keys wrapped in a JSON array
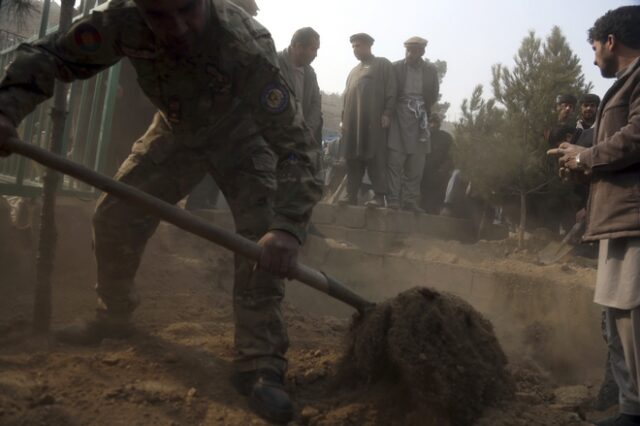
[
  {"x1": 518, "y1": 191, "x2": 527, "y2": 249},
  {"x1": 33, "y1": 0, "x2": 75, "y2": 333}
]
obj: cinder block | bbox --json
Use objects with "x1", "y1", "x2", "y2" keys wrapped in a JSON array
[
  {"x1": 311, "y1": 203, "x2": 337, "y2": 225},
  {"x1": 365, "y1": 208, "x2": 417, "y2": 234},
  {"x1": 314, "y1": 224, "x2": 348, "y2": 242},
  {"x1": 335, "y1": 206, "x2": 366, "y2": 229}
]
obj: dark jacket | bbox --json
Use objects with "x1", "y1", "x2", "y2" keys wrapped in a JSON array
[
  {"x1": 277, "y1": 48, "x2": 323, "y2": 145},
  {"x1": 392, "y1": 58, "x2": 439, "y2": 112},
  {"x1": 581, "y1": 57, "x2": 640, "y2": 241}
]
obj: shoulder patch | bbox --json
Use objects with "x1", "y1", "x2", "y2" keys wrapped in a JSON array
[
  {"x1": 260, "y1": 83, "x2": 290, "y2": 114},
  {"x1": 73, "y1": 23, "x2": 103, "y2": 52}
]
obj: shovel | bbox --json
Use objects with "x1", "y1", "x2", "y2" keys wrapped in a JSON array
[
  {"x1": 3, "y1": 138, "x2": 375, "y2": 314},
  {"x1": 537, "y1": 220, "x2": 585, "y2": 265}
]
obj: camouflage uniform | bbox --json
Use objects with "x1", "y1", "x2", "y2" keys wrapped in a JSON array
[{"x1": 0, "y1": 0, "x2": 322, "y2": 375}]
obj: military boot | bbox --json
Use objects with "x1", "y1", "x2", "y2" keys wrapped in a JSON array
[
  {"x1": 55, "y1": 311, "x2": 135, "y2": 346},
  {"x1": 232, "y1": 369, "x2": 293, "y2": 424}
]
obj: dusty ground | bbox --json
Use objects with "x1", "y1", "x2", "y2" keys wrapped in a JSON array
[{"x1": 0, "y1": 199, "x2": 615, "y2": 425}]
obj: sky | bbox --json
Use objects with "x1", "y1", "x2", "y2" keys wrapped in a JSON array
[{"x1": 259, "y1": 0, "x2": 639, "y2": 121}]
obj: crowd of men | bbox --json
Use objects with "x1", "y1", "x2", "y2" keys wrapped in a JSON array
[{"x1": 0, "y1": 0, "x2": 638, "y2": 425}]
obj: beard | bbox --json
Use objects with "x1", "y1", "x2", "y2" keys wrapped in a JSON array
[{"x1": 599, "y1": 54, "x2": 618, "y2": 78}]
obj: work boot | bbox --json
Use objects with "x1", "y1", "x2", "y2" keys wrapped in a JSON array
[
  {"x1": 232, "y1": 369, "x2": 293, "y2": 424},
  {"x1": 595, "y1": 414, "x2": 640, "y2": 426},
  {"x1": 364, "y1": 194, "x2": 386, "y2": 208},
  {"x1": 55, "y1": 313, "x2": 135, "y2": 346}
]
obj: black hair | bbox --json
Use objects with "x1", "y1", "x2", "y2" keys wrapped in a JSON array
[
  {"x1": 588, "y1": 5, "x2": 640, "y2": 49},
  {"x1": 291, "y1": 27, "x2": 320, "y2": 47}
]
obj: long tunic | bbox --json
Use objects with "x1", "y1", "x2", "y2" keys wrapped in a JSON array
[{"x1": 341, "y1": 56, "x2": 396, "y2": 160}]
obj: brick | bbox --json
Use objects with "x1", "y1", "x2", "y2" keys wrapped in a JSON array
[
  {"x1": 365, "y1": 208, "x2": 416, "y2": 234},
  {"x1": 311, "y1": 203, "x2": 337, "y2": 225},
  {"x1": 335, "y1": 205, "x2": 366, "y2": 229}
]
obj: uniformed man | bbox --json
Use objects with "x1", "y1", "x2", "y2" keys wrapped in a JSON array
[
  {"x1": 387, "y1": 36, "x2": 439, "y2": 212},
  {"x1": 0, "y1": 0, "x2": 322, "y2": 423},
  {"x1": 340, "y1": 33, "x2": 396, "y2": 207}
]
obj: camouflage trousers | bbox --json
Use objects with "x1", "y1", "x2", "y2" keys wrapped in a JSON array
[{"x1": 93, "y1": 114, "x2": 288, "y2": 374}]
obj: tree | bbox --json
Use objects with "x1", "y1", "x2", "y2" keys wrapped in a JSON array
[
  {"x1": 455, "y1": 28, "x2": 591, "y2": 246},
  {"x1": 0, "y1": 0, "x2": 37, "y2": 27},
  {"x1": 431, "y1": 59, "x2": 450, "y2": 118}
]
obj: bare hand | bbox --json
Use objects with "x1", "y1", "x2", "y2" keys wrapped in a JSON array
[
  {"x1": 257, "y1": 230, "x2": 300, "y2": 279},
  {"x1": 381, "y1": 115, "x2": 391, "y2": 129},
  {"x1": 547, "y1": 142, "x2": 588, "y2": 171},
  {"x1": 0, "y1": 113, "x2": 17, "y2": 157}
]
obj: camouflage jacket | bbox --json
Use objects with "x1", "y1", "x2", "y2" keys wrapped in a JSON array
[{"x1": 0, "y1": 0, "x2": 322, "y2": 243}]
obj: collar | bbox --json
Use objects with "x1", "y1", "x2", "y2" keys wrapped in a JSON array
[{"x1": 616, "y1": 56, "x2": 640, "y2": 80}]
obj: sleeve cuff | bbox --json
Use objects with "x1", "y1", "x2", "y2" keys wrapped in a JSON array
[
  {"x1": 269, "y1": 218, "x2": 308, "y2": 245},
  {"x1": 580, "y1": 147, "x2": 595, "y2": 169}
]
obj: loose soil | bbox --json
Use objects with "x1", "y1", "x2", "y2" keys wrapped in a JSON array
[{"x1": 0, "y1": 200, "x2": 612, "y2": 425}]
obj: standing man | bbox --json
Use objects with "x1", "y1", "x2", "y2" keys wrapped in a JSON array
[
  {"x1": 574, "y1": 93, "x2": 601, "y2": 148},
  {"x1": 278, "y1": 27, "x2": 323, "y2": 146},
  {"x1": 0, "y1": 0, "x2": 322, "y2": 423},
  {"x1": 548, "y1": 6, "x2": 640, "y2": 426},
  {"x1": 421, "y1": 113, "x2": 453, "y2": 214},
  {"x1": 340, "y1": 33, "x2": 396, "y2": 207},
  {"x1": 387, "y1": 36, "x2": 439, "y2": 212},
  {"x1": 548, "y1": 94, "x2": 578, "y2": 148}
]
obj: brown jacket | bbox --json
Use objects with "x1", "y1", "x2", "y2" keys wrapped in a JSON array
[{"x1": 582, "y1": 57, "x2": 640, "y2": 241}]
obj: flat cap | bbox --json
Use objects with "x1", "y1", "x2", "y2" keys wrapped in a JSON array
[
  {"x1": 580, "y1": 93, "x2": 601, "y2": 105},
  {"x1": 350, "y1": 33, "x2": 375, "y2": 45},
  {"x1": 556, "y1": 94, "x2": 577, "y2": 105},
  {"x1": 404, "y1": 36, "x2": 428, "y2": 47}
]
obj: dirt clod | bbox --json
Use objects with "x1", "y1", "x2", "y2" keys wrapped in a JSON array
[{"x1": 340, "y1": 286, "x2": 514, "y2": 425}]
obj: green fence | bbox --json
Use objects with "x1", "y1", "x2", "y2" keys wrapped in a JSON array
[{"x1": 0, "y1": 0, "x2": 121, "y2": 197}]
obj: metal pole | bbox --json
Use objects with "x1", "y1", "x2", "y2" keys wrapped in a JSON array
[{"x1": 33, "y1": 0, "x2": 76, "y2": 333}]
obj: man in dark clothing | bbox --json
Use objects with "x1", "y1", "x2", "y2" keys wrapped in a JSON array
[
  {"x1": 549, "y1": 6, "x2": 640, "y2": 425},
  {"x1": 574, "y1": 93, "x2": 601, "y2": 148},
  {"x1": 387, "y1": 36, "x2": 439, "y2": 212},
  {"x1": 548, "y1": 94, "x2": 578, "y2": 148},
  {"x1": 340, "y1": 33, "x2": 396, "y2": 207},
  {"x1": 421, "y1": 113, "x2": 453, "y2": 214}
]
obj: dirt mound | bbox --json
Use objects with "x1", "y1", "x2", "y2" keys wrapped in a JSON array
[{"x1": 340, "y1": 286, "x2": 514, "y2": 425}]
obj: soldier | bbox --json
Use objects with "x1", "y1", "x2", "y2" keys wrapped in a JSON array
[
  {"x1": 340, "y1": 33, "x2": 396, "y2": 207},
  {"x1": 387, "y1": 36, "x2": 439, "y2": 212},
  {"x1": 0, "y1": 0, "x2": 322, "y2": 423}
]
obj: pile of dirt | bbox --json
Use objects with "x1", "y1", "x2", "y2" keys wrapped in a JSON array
[{"x1": 340, "y1": 286, "x2": 514, "y2": 425}]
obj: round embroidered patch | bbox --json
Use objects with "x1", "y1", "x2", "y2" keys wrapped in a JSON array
[
  {"x1": 73, "y1": 23, "x2": 102, "y2": 53},
  {"x1": 260, "y1": 83, "x2": 289, "y2": 114}
]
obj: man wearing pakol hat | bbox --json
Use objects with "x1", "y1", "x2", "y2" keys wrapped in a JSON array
[
  {"x1": 386, "y1": 36, "x2": 439, "y2": 212},
  {"x1": 340, "y1": 33, "x2": 396, "y2": 207}
]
